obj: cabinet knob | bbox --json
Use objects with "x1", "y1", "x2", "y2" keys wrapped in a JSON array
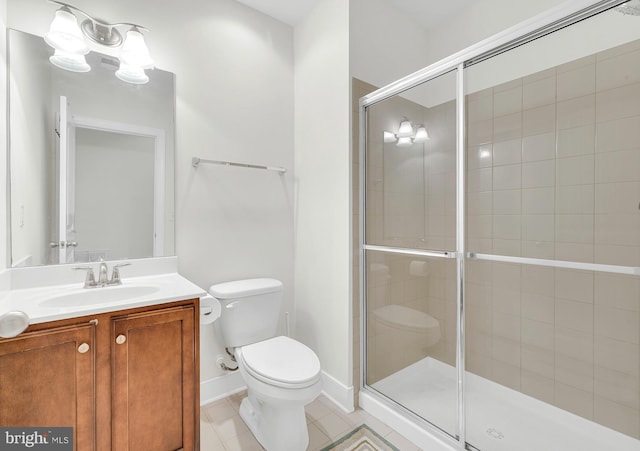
[
  {"x1": 115, "y1": 334, "x2": 127, "y2": 345},
  {"x1": 78, "y1": 343, "x2": 90, "y2": 353}
]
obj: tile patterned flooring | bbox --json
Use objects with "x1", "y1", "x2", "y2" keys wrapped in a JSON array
[{"x1": 200, "y1": 391, "x2": 422, "y2": 450}]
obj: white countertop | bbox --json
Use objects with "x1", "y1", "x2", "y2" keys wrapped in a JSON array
[{"x1": 0, "y1": 272, "x2": 206, "y2": 325}]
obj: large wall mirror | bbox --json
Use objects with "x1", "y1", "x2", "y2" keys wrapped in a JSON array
[{"x1": 8, "y1": 29, "x2": 176, "y2": 267}]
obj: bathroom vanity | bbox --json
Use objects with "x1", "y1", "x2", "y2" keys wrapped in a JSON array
[
  {"x1": 3, "y1": 20, "x2": 196, "y2": 450},
  {"x1": 0, "y1": 267, "x2": 204, "y2": 451}
]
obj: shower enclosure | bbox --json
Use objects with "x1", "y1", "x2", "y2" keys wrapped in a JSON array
[{"x1": 359, "y1": 1, "x2": 640, "y2": 450}]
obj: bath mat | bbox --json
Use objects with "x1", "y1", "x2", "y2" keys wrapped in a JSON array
[{"x1": 320, "y1": 424, "x2": 400, "y2": 451}]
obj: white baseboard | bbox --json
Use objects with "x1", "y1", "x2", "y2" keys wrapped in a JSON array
[
  {"x1": 321, "y1": 371, "x2": 354, "y2": 413},
  {"x1": 200, "y1": 369, "x2": 355, "y2": 414},
  {"x1": 200, "y1": 372, "x2": 246, "y2": 406}
]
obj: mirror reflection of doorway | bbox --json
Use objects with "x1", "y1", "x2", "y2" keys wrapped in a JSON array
[
  {"x1": 50, "y1": 96, "x2": 166, "y2": 264},
  {"x1": 74, "y1": 128, "x2": 155, "y2": 262}
]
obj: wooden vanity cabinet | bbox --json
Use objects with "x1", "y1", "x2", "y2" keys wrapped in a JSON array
[
  {"x1": 111, "y1": 305, "x2": 198, "y2": 451},
  {"x1": 0, "y1": 299, "x2": 199, "y2": 451},
  {"x1": 0, "y1": 321, "x2": 96, "y2": 449}
]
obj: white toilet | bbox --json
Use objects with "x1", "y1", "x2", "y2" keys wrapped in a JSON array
[{"x1": 209, "y1": 278, "x2": 322, "y2": 451}]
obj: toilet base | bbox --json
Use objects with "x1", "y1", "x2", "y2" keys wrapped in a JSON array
[{"x1": 239, "y1": 394, "x2": 310, "y2": 451}]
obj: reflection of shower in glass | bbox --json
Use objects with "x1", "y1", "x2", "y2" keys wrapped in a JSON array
[
  {"x1": 383, "y1": 118, "x2": 429, "y2": 147},
  {"x1": 614, "y1": 0, "x2": 640, "y2": 15}
]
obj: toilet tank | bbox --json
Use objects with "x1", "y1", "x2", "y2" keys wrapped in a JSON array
[{"x1": 209, "y1": 278, "x2": 283, "y2": 348}]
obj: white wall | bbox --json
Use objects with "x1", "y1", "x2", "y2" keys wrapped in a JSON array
[
  {"x1": 423, "y1": 0, "x2": 568, "y2": 64},
  {"x1": 7, "y1": 30, "x2": 50, "y2": 266},
  {"x1": 0, "y1": 0, "x2": 7, "y2": 274},
  {"x1": 350, "y1": 0, "x2": 569, "y2": 98},
  {"x1": 294, "y1": 0, "x2": 351, "y2": 388},
  {"x1": 166, "y1": 1, "x2": 294, "y2": 382},
  {"x1": 7, "y1": 0, "x2": 295, "y2": 381},
  {"x1": 75, "y1": 130, "x2": 155, "y2": 261},
  {"x1": 350, "y1": 0, "x2": 429, "y2": 90}
]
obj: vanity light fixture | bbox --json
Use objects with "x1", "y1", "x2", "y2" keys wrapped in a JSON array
[
  {"x1": 384, "y1": 118, "x2": 430, "y2": 147},
  {"x1": 45, "y1": 0, "x2": 154, "y2": 83}
]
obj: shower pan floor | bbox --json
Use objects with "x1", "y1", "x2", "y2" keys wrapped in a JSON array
[{"x1": 372, "y1": 357, "x2": 638, "y2": 451}]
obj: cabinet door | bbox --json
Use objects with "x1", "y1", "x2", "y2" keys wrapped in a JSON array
[
  {"x1": 0, "y1": 322, "x2": 96, "y2": 449},
  {"x1": 112, "y1": 305, "x2": 197, "y2": 451}
]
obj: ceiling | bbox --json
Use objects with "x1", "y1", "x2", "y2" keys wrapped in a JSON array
[
  {"x1": 234, "y1": 0, "x2": 319, "y2": 25},
  {"x1": 233, "y1": 0, "x2": 469, "y2": 28}
]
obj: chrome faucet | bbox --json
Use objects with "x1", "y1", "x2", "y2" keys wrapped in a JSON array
[
  {"x1": 73, "y1": 261, "x2": 131, "y2": 288},
  {"x1": 98, "y1": 261, "x2": 109, "y2": 285}
]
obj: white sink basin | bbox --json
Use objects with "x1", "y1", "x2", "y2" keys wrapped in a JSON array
[{"x1": 40, "y1": 285, "x2": 161, "y2": 308}]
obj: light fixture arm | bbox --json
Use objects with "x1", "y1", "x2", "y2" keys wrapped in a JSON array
[{"x1": 48, "y1": 0, "x2": 90, "y2": 20}]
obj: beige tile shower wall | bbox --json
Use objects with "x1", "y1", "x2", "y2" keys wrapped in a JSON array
[
  {"x1": 423, "y1": 101, "x2": 457, "y2": 252},
  {"x1": 466, "y1": 261, "x2": 640, "y2": 439},
  {"x1": 465, "y1": 39, "x2": 640, "y2": 439}
]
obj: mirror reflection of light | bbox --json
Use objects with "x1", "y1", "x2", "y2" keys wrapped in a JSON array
[
  {"x1": 396, "y1": 136, "x2": 413, "y2": 147},
  {"x1": 383, "y1": 131, "x2": 397, "y2": 143},
  {"x1": 49, "y1": 49, "x2": 90, "y2": 72},
  {"x1": 116, "y1": 62, "x2": 150, "y2": 84}
]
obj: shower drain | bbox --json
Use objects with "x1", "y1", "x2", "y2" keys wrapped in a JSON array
[{"x1": 486, "y1": 428, "x2": 505, "y2": 440}]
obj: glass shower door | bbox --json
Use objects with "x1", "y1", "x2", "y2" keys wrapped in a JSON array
[
  {"x1": 463, "y1": 4, "x2": 640, "y2": 450},
  {"x1": 361, "y1": 2, "x2": 640, "y2": 450},
  {"x1": 362, "y1": 69, "x2": 461, "y2": 439}
]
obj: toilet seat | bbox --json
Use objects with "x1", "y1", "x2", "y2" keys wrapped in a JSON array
[{"x1": 239, "y1": 336, "x2": 321, "y2": 389}]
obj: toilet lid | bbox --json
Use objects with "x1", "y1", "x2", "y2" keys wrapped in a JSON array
[{"x1": 240, "y1": 336, "x2": 321, "y2": 388}]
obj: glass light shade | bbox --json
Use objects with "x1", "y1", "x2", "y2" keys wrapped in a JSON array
[
  {"x1": 396, "y1": 136, "x2": 413, "y2": 147},
  {"x1": 44, "y1": 8, "x2": 89, "y2": 55},
  {"x1": 49, "y1": 49, "x2": 90, "y2": 72},
  {"x1": 383, "y1": 131, "x2": 397, "y2": 143},
  {"x1": 397, "y1": 120, "x2": 413, "y2": 138},
  {"x1": 116, "y1": 62, "x2": 150, "y2": 84},
  {"x1": 413, "y1": 126, "x2": 429, "y2": 143},
  {"x1": 119, "y1": 29, "x2": 155, "y2": 69}
]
